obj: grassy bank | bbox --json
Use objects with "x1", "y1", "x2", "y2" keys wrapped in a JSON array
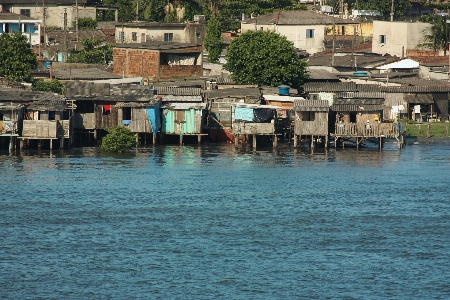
[{"x1": 404, "y1": 122, "x2": 450, "y2": 138}]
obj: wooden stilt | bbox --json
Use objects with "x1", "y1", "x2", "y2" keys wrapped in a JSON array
[
  {"x1": 38, "y1": 139, "x2": 42, "y2": 150},
  {"x1": 325, "y1": 135, "x2": 328, "y2": 148},
  {"x1": 8, "y1": 137, "x2": 13, "y2": 152},
  {"x1": 179, "y1": 134, "x2": 183, "y2": 146},
  {"x1": 310, "y1": 135, "x2": 314, "y2": 148},
  {"x1": 356, "y1": 137, "x2": 359, "y2": 149},
  {"x1": 50, "y1": 139, "x2": 53, "y2": 150},
  {"x1": 293, "y1": 134, "x2": 298, "y2": 147},
  {"x1": 135, "y1": 133, "x2": 139, "y2": 146},
  {"x1": 60, "y1": 138, "x2": 64, "y2": 150},
  {"x1": 198, "y1": 135, "x2": 202, "y2": 144},
  {"x1": 273, "y1": 134, "x2": 277, "y2": 148},
  {"x1": 153, "y1": 134, "x2": 157, "y2": 145},
  {"x1": 19, "y1": 139, "x2": 24, "y2": 150},
  {"x1": 235, "y1": 134, "x2": 239, "y2": 147},
  {"x1": 252, "y1": 134, "x2": 256, "y2": 150}
]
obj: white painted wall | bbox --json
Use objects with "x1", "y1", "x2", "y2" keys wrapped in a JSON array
[{"x1": 372, "y1": 21, "x2": 430, "y2": 57}]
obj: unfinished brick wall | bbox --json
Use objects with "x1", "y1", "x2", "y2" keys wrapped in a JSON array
[
  {"x1": 406, "y1": 50, "x2": 439, "y2": 57},
  {"x1": 112, "y1": 49, "x2": 127, "y2": 76},
  {"x1": 143, "y1": 51, "x2": 159, "y2": 78},
  {"x1": 127, "y1": 50, "x2": 144, "y2": 77},
  {"x1": 159, "y1": 65, "x2": 202, "y2": 79}
]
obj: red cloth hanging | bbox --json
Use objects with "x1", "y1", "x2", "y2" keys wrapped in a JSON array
[{"x1": 103, "y1": 103, "x2": 111, "y2": 114}]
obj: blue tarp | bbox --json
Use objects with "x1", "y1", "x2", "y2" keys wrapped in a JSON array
[
  {"x1": 234, "y1": 107, "x2": 254, "y2": 122},
  {"x1": 146, "y1": 102, "x2": 161, "y2": 133}
]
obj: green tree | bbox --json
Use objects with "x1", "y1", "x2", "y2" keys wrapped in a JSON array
[
  {"x1": 67, "y1": 38, "x2": 112, "y2": 64},
  {"x1": 101, "y1": 126, "x2": 137, "y2": 153},
  {"x1": 204, "y1": 17, "x2": 222, "y2": 63},
  {"x1": 32, "y1": 79, "x2": 66, "y2": 95},
  {"x1": 0, "y1": 32, "x2": 37, "y2": 82},
  {"x1": 71, "y1": 17, "x2": 98, "y2": 30},
  {"x1": 224, "y1": 30, "x2": 308, "y2": 90},
  {"x1": 418, "y1": 15, "x2": 450, "y2": 55},
  {"x1": 327, "y1": 0, "x2": 411, "y2": 18}
]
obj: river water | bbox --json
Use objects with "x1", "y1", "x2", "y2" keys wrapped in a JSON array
[{"x1": 1, "y1": 141, "x2": 450, "y2": 299}]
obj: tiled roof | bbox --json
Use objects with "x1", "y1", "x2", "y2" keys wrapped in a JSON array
[
  {"x1": 408, "y1": 56, "x2": 449, "y2": 66},
  {"x1": 303, "y1": 82, "x2": 357, "y2": 92},
  {"x1": 243, "y1": 10, "x2": 359, "y2": 25}
]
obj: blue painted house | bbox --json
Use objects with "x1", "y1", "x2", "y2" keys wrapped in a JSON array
[{"x1": 0, "y1": 12, "x2": 41, "y2": 45}]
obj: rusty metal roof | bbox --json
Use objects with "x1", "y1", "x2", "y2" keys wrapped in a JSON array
[{"x1": 243, "y1": 10, "x2": 359, "y2": 25}]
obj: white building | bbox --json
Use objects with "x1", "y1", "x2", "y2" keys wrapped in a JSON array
[
  {"x1": 372, "y1": 21, "x2": 430, "y2": 57},
  {"x1": 241, "y1": 10, "x2": 359, "y2": 55}
]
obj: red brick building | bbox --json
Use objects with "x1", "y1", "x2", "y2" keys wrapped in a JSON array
[{"x1": 112, "y1": 42, "x2": 203, "y2": 79}]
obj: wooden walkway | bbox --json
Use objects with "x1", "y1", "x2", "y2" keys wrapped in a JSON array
[{"x1": 331, "y1": 122, "x2": 405, "y2": 149}]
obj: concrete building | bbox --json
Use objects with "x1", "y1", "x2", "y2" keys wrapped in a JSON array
[
  {"x1": 112, "y1": 41, "x2": 203, "y2": 79},
  {"x1": 241, "y1": 10, "x2": 359, "y2": 55},
  {"x1": 0, "y1": 0, "x2": 95, "y2": 32},
  {"x1": 0, "y1": 12, "x2": 41, "y2": 45},
  {"x1": 372, "y1": 21, "x2": 430, "y2": 57},
  {"x1": 115, "y1": 22, "x2": 205, "y2": 45}
]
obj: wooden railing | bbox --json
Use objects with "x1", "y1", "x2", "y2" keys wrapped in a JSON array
[{"x1": 334, "y1": 122, "x2": 400, "y2": 138}]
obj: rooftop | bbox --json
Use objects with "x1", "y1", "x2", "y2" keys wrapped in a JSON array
[
  {"x1": 243, "y1": 10, "x2": 359, "y2": 26},
  {"x1": 0, "y1": 12, "x2": 39, "y2": 21},
  {"x1": 113, "y1": 41, "x2": 202, "y2": 51}
]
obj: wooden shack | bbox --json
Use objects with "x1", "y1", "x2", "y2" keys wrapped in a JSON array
[
  {"x1": 232, "y1": 103, "x2": 279, "y2": 149},
  {"x1": 293, "y1": 99, "x2": 330, "y2": 148},
  {"x1": 161, "y1": 101, "x2": 207, "y2": 145}
]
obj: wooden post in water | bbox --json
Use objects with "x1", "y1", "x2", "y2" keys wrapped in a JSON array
[
  {"x1": 153, "y1": 134, "x2": 157, "y2": 145},
  {"x1": 235, "y1": 134, "x2": 239, "y2": 147},
  {"x1": 50, "y1": 139, "x2": 53, "y2": 150},
  {"x1": 19, "y1": 139, "x2": 23, "y2": 150},
  {"x1": 325, "y1": 135, "x2": 328, "y2": 148},
  {"x1": 310, "y1": 136, "x2": 314, "y2": 148},
  {"x1": 273, "y1": 134, "x2": 277, "y2": 148},
  {"x1": 356, "y1": 137, "x2": 359, "y2": 149},
  {"x1": 38, "y1": 139, "x2": 42, "y2": 150},
  {"x1": 198, "y1": 135, "x2": 202, "y2": 144},
  {"x1": 446, "y1": 124, "x2": 448, "y2": 136},
  {"x1": 179, "y1": 134, "x2": 183, "y2": 146},
  {"x1": 252, "y1": 134, "x2": 256, "y2": 150},
  {"x1": 427, "y1": 124, "x2": 430, "y2": 138},
  {"x1": 293, "y1": 134, "x2": 298, "y2": 147},
  {"x1": 60, "y1": 138, "x2": 64, "y2": 150}
]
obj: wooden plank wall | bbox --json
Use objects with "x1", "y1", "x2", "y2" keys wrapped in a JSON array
[
  {"x1": 232, "y1": 122, "x2": 275, "y2": 135},
  {"x1": 294, "y1": 120, "x2": 328, "y2": 136}
]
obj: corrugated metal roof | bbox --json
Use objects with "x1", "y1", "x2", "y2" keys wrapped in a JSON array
[
  {"x1": 162, "y1": 95, "x2": 203, "y2": 102},
  {"x1": 0, "y1": 90, "x2": 63, "y2": 101},
  {"x1": 357, "y1": 84, "x2": 383, "y2": 93},
  {"x1": 115, "y1": 100, "x2": 159, "y2": 107},
  {"x1": 162, "y1": 103, "x2": 207, "y2": 110},
  {"x1": 337, "y1": 92, "x2": 385, "y2": 99},
  {"x1": 157, "y1": 87, "x2": 202, "y2": 96},
  {"x1": 294, "y1": 99, "x2": 329, "y2": 111},
  {"x1": 404, "y1": 94, "x2": 434, "y2": 104},
  {"x1": 332, "y1": 99, "x2": 384, "y2": 111},
  {"x1": 304, "y1": 82, "x2": 357, "y2": 92},
  {"x1": 381, "y1": 86, "x2": 450, "y2": 93},
  {"x1": 27, "y1": 100, "x2": 68, "y2": 111},
  {"x1": 52, "y1": 68, "x2": 122, "y2": 80}
]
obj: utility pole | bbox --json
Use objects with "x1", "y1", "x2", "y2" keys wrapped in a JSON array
[
  {"x1": 42, "y1": 0, "x2": 46, "y2": 45},
  {"x1": 390, "y1": 0, "x2": 394, "y2": 21},
  {"x1": 64, "y1": 8, "x2": 67, "y2": 61},
  {"x1": 136, "y1": 0, "x2": 139, "y2": 21},
  {"x1": 76, "y1": 0, "x2": 79, "y2": 42}
]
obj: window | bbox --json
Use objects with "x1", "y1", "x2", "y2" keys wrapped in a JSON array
[
  {"x1": 164, "y1": 32, "x2": 173, "y2": 42},
  {"x1": 379, "y1": 35, "x2": 386, "y2": 45},
  {"x1": 20, "y1": 9, "x2": 30, "y2": 17},
  {"x1": 306, "y1": 29, "x2": 314, "y2": 39},
  {"x1": 132, "y1": 32, "x2": 137, "y2": 42},
  {"x1": 122, "y1": 107, "x2": 132, "y2": 120},
  {"x1": 195, "y1": 32, "x2": 201, "y2": 39},
  {"x1": 119, "y1": 31, "x2": 124, "y2": 43}
]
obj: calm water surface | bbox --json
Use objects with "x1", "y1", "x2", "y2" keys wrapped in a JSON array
[{"x1": 1, "y1": 142, "x2": 450, "y2": 299}]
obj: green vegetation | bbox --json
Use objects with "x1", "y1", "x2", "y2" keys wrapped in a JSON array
[
  {"x1": 326, "y1": 0, "x2": 411, "y2": 18},
  {"x1": 417, "y1": 15, "x2": 449, "y2": 55},
  {"x1": 71, "y1": 17, "x2": 98, "y2": 30},
  {"x1": 67, "y1": 38, "x2": 112, "y2": 64},
  {"x1": 224, "y1": 30, "x2": 308, "y2": 90},
  {"x1": 101, "y1": 126, "x2": 137, "y2": 153},
  {"x1": 404, "y1": 122, "x2": 450, "y2": 138},
  {"x1": 32, "y1": 79, "x2": 66, "y2": 95},
  {"x1": 0, "y1": 32, "x2": 37, "y2": 82},
  {"x1": 204, "y1": 17, "x2": 222, "y2": 63}
]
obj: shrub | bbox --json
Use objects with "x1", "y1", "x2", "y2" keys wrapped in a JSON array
[{"x1": 101, "y1": 126, "x2": 137, "y2": 153}]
